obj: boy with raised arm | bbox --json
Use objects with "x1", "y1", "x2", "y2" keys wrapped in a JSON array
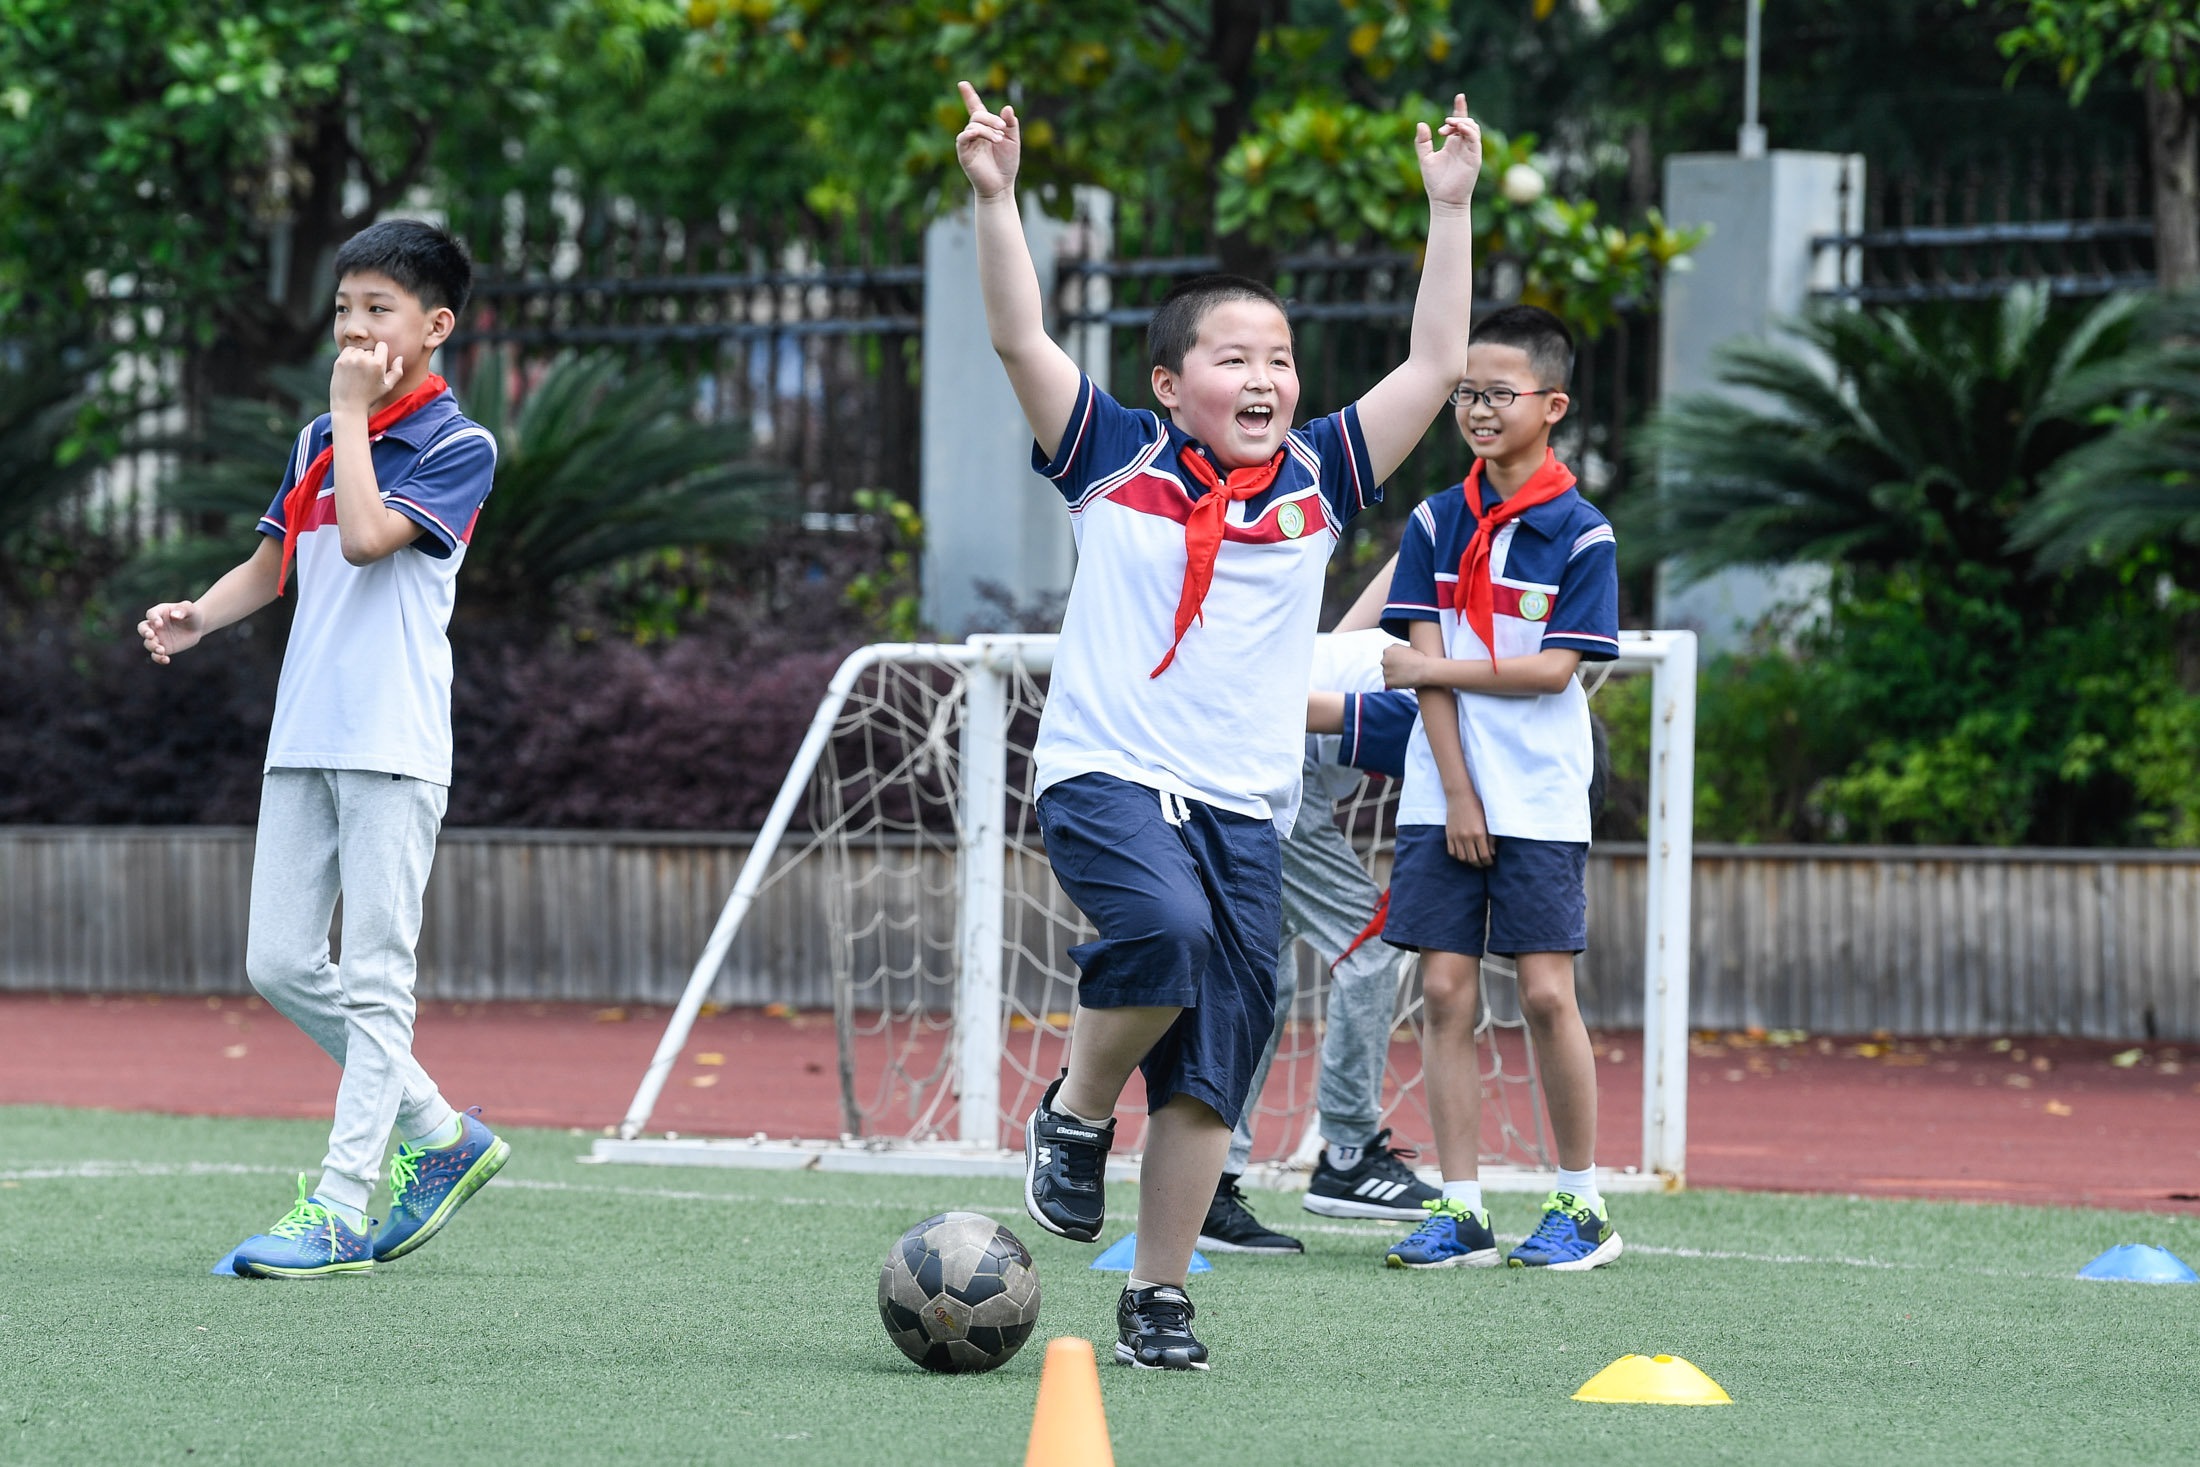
[
  {"x1": 954, "y1": 79, "x2": 1479, "y2": 1368},
  {"x1": 137, "y1": 220, "x2": 508, "y2": 1277},
  {"x1": 1378, "y1": 304, "x2": 1623, "y2": 1271}
]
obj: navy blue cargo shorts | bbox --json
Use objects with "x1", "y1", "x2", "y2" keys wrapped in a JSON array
[
  {"x1": 1035, "y1": 772, "x2": 1283, "y2": 1130},
  {"x1": 1381, "y1": 825, "x2": 1589, "y2": 957}
]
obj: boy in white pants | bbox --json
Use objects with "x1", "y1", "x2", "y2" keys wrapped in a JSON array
[{"x1": 139, "y1": 219, "x2": 508, "y2": 1277}]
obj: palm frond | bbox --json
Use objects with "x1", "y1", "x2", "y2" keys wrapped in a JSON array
[{"x1": 1633, "y1": 292, "x2": 2154, "y2": 587}]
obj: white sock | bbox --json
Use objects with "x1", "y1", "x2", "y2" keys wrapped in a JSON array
[
  {"x1": 1440, "y1": 1179, "x2": 1484, "y2": 1214},
  {"x1": 311, "y1": 1192, "x2": 367, "y2": 1233},
  {"x1": 1053, "y1": 1097, "x2": 1111, "y2": 1129},
  {"x1": 1555, "y1": 1164, "x2": 1601, "y2": 1208},
  {"x1": 407, "y1": 1113, "x2": 465, "y2": 1149},
  {"x1": 1127, "y1": 1276, "x2": 1175, "y2": 1294},
  {"x1": 1325, "y1": 1142, "x2": 1364, "y2": 1172}
]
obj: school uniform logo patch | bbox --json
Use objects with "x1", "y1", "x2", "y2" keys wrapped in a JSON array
[
  {"x1": 1518, "y1": 589, "x2": 1551, "y2": 621},
  {"x1": 1277, "y1": 502, "x2": 1306, "y2": 539}
]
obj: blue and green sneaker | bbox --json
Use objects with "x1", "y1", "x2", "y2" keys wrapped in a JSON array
[
  {"x1": 1383, "y1": 1197, "x2": 1501, "y2": 1269},
  {"x1": 1507, "y1": 1191, "x2": 1623, "y2": 1270},
  {"x1": 372, "y1": 1108, "x2": 511, "y2": 1262},
  {"x1": 230, "y1": 1176, "x2": 374, "y2": 1279}
]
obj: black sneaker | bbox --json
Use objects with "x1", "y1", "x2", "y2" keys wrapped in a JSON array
[
  {"x1": 1115, "y1": 1284, "x2": 1210, "y2": 1371},
  {"x1": 1197, "y1": 1175, "x2": 1304, "y2": 1254},
  {"x1": 1302, "y1": 1128, "x2": 1442, "y2": 1220},
  {"x1": 1023, "y1": 1072, "x2": 1114, "y2": 1242}
]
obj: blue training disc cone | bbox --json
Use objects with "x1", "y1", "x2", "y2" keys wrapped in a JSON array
[
  {"x1": 209, "y1": 1246, "x2": 247, "y2": 1277},
  {"x1": 1088, "y1": 1232, "x2": 1212, "y2": 1273},
  {"x1": 2078, "y1": 1244, "x2": 2198, "y2": 1284}
]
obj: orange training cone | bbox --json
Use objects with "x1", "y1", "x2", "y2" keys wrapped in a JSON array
[{"x1": 1024, "y1": 1336, "x2": 1115, "y2": 1467}]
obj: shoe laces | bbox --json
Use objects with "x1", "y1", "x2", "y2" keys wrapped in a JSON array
[
  {"x1": 387, "y1": 1143, "x2": 422, "y2": 1208},
  {"x1": 266, "y1": 1176, "x2": 340, "y2": 1252},
  {"x1": 1525, "y1": 1195, "x2": 1587, "y2": 1248},
  {"x1": 1402, "y1": 1196, "x2": 1472, "y2": 1242},
  {"x1": 1361, "y1": 1127, "x2": 1421, "y2": 1180},
  {"x1": 1133, "y1": 1288, "x2": 1194, "y2": 1336},
  {"x1": 1048, "y1": 1112, "x2": 1108, "y2": 1191}
]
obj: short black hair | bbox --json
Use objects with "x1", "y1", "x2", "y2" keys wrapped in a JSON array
[
  {"x1": 1470, "y1": 304, "x2": 1574, "y2": 388},
  {"x1": 332, "y1": 218, "x2": 474, "y2": 320},
  {"x1": 1148, "y1": 274, "x2": 1289, "y2": 375}
]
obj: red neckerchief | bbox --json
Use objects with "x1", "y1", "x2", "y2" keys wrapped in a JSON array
[
  {"x1": 1457, "y1": 449, "x2": 1576, "y2": 666},
  {"x1": 277, "y1": 375, "x2": 449, "y2": 593},
  {"x1": 1150, "y1": 444, "x2": 1287, "y2": 678}
]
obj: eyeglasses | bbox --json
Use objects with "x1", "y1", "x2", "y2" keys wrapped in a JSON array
[{"x1": 1449, "y1": 384, "x2": 1559, "y2": 409}]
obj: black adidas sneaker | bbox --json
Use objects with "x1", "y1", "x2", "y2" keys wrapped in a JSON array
[
  {"x1": 1116, "y1": 1284, "x2": 1209, "y2": 1371},
  {"x1": 1301, "y1": 1128, "x2": 1441, "y2": 1220},
  {"x1": 1023, "y1": 1072, "x2": 1114, "y2": 1242},
  {"x1": 1197, "y1": 1175, "x2": 1304, "y2": 1255}
]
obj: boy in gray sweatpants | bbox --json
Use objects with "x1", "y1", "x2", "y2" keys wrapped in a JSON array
[
  {"x1": 137, "y1": 220, "x2": 508, "y2": 1278},
  {"x1": 1199, "y1": 624, "x2": 1445, "y2": 1254}
]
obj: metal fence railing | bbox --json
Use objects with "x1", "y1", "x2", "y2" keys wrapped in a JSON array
[{"x1": 1812, "y1": 149, "x2": 2157, "y2": 303}]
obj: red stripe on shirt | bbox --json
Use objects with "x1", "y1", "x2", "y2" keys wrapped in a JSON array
[{"x1": 1101, "y1": 473, "x2": 1331, "y2": 543}]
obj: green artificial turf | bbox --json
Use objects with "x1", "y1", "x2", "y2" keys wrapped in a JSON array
[{"x1": 2, "y1": 1106, "x2": 2195, "y2": 1466}]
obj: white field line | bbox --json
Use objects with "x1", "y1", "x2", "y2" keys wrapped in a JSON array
[
  {"x1": 0, "y1": 1161, "x2": 296, "y2": 1181},
  {"x1": 0, "y1": 1162, "x2": 2071, "y2": 1280}
]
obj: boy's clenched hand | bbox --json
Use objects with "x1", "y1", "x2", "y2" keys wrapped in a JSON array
[
  {"x1": 956, "y1": 81, "x2": 1020, "y2": 201},
  {"x1": 1417, "y1": 93, "x2": 1482, "y2": 211},
  {"x1": 138, "y1": 601, "x2": 204, "y2": 664},
  {"x1": 1383, "y1": 641, "x2": 1434, "y2": 690},
  {"x1": 332, "y1": 340, "x2": 404, "y2": 418}
]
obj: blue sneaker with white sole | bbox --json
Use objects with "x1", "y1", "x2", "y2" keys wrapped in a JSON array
[
  {"x1": 229, "y1": 1176, "x2": 375, "y2": 1279},
  {"x1": 1384, "y1": 1198, "x2": 1501, "y2": 1269},
  {"x1": 372, "y1": 1108, "x2": 511, "y2": 1262},
  {"x1": 1507, "y1": 1191, "x2": 1623, "y2": 1270}
]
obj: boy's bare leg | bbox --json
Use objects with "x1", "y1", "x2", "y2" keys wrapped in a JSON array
[
  {"x1": 1059, "y1": 1004, "x2": 1182, "y2": 1122},
  {"x1": 1516, "y1": 952, "x2": 1597, "y2": 1172},
  {"x1": 1132, "y1": 1095, "x2": 1234, "y2": 1286},
  {"x1": 1417, "y1": 950, "x2": 1483, "y2": 1180}
]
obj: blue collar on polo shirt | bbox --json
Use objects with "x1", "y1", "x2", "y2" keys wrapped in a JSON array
[{"x1": 345, "y1": 387, "x2": 460, "y2": 449}]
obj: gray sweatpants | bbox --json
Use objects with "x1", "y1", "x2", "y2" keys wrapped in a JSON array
[
  {"x1": 245, "y1": 768, "x2": 456, "y2": 1212},
  {"x1": 1227, "y1": 778, "x2": 1405, "y2": 1174}
]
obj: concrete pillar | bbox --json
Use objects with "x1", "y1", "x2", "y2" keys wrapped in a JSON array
[
  {"x1": 1654, "y1": 151, "x2": 1862, "y2": 649},
  {"x1": 920, "y1": 190, "x2": 1110, "y2": 637}
]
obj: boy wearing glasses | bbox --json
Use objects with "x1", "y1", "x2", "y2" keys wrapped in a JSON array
[{"x1": 1375, "y1": 305, "x2": 1623, "y2": 1271}]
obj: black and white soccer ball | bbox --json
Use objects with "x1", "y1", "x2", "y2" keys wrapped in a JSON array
[{"x1": 878, "y1": 1211, "x2": 1041, "y2": 1373}]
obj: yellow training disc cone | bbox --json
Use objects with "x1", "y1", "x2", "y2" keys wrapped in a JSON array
[
  {"x1": 1572, "y1": 1354, "x2": 1733, "y2": 1405},
  {"x1": 1023, "y1": 1337, "x2": 1115, "y2": 1467}
]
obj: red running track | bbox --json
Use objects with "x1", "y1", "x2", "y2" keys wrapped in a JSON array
[{"x1": 4, "y1": 993, "x2": 2197, "y2": 1214}]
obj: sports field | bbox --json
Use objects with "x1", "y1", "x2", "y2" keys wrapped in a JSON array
[{"x1": 5, "y1": 1106, "x2": 2195, "y2": 1466}]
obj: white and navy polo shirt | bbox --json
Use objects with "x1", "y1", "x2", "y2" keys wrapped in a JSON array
[
  {"x1": 256, "y1": 390, "x2": 497, "y2": 786},
  {"x1": 1031, "y1": 375, "x2": 1378, "y2": 836},
  {"x1": 1381, "y1": 474, "x2": 1619, "y2": 843}
]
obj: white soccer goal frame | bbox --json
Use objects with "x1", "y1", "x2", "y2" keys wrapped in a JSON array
[{"x1": 612, "y1": 629, "x2": 1697, "y2": 1187}]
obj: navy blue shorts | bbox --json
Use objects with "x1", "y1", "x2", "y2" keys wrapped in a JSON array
[
  {"x1": 1036, "y1": 773, "x2": 1282, "y2": 1129},
  {"x1": 1381, "y1": 826, "x2": 1588, "y2": 957}
]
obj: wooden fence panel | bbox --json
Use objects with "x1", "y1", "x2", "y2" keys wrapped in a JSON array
[{"x1": 3, "y1": 829, "x2": 2197, "y2": 1040}]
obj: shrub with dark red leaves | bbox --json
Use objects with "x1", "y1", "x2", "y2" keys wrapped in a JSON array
[{"x1": 0, "y1": 612, "x2": 854, "y2": 830}]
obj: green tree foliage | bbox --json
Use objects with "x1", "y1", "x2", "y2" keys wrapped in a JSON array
[
  {"x1": 1621, "y1": 288, "x2": 2198, "y2": 847},
  {"x1": 1973, "y1": 0, "x2": 2200, "y2": 287},
  {"x1": 1633, "y1": 286, "x2": 2144, "y2": 594},
  {"x1": 1216, "y1": 108, "x2": 1702, "y2": 333},
  {"x1": 2016, "y1": 291, "x2": 2200, "y2": 580},
  {"x1": 0, "y1": 0, "x2": 552, "y2": 376},
  {"x1": 0, "y1": 337, "x2": 108, "y2": 554},
  {"x1": 434, "y1": 352, "x2": 793, "y2": 621}
]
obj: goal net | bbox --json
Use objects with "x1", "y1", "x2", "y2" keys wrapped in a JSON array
[{"x1": 613, "y1": 632, "x2": 1698, "y2": 1187}]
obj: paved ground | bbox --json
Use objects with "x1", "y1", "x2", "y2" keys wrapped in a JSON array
[{"x1": 5, "y1": 992, "x2": 2196, "y2": 1212}]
